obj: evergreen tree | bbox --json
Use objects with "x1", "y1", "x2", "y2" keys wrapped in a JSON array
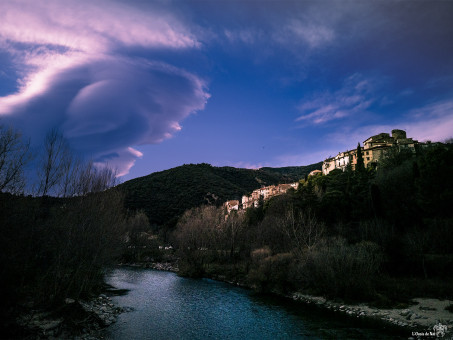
[{"x1": 356, "y1": 143, "x2": 365, "y2": 172}]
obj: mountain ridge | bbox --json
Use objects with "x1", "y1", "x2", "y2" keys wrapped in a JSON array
[{"x1": 118, "y1": 162, "x2": 322, "y2": 228}]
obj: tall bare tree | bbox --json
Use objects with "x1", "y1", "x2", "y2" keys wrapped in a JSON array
[
  {"x1": 281, "y1": 206, "x2": 324, "y2": 256},
  {"x1": 37, "y1": 128, "x2": 72, "y2": 196},
  {"x1": 59, "y1": 155, "x2": 80, "y2": 198},
  {"x1": 222, "y1": 210, "x2": 245, "y2": 258},
  {"x1": 0, "y1": 125, "x2": 31, "y2": 193},
  {"x1": 37, "y1": 129, "x2": 118, "y2": 197}
]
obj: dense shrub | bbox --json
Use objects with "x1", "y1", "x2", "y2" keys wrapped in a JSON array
[
  {"x1": 34, "y1": 191, "x2": 127, "y2": 302},
  {"x1": 301, "y1": 238, "x2": 383, "y2": 301},
  {"x1": 0, "y1": 190, "x2": 127, "y2": 308},
  {"x1": 248, "y1": 252, "x2": 297, "y2": 294}
]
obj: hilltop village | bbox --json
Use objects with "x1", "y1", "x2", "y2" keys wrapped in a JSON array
[
  {"x1": 166, "y1": 128, "x2": 453, "y2": 336},
  {"x1": 225, "y1": 129, "x2": 435, "y2": 213},
  {"x1": 224, "y1": 182, "x2": 300, "y2": 213},
  {"x1": 322, "y1": 129, "x2": 434, "y2": 175}
]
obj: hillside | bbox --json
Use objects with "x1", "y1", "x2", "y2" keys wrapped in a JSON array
[
  {"x1": 259, "y1": 166, "x2": 320, "y2": 178},
  {"x1": 118, "y1": 162, "x2": 322, "y2": 227}
]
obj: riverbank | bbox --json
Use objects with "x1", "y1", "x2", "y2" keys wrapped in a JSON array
[
  {"x1": 51, "y1": 261, "x2": 453, "y2": 340},
  {"x1": 11, "y1": 262, "x2": 177, "y2": 338},
  {"x1": 118, "y1": 261, "x2": 179, "y2": 272},
  {"x1": 134, "y1": 260, "x2": 452, "y2": 336},
  {"x1": 291, "y1": 293, "x2": 453, "y2": 336},
  {"x1": 178, "y1": 264, "x2": 453, "y2": 337},
  {"x1": 105, "y1": 267, "x2": 413, "y2": 339},
  {"x1": 14, "y1": 291, "x2": 132, "y2": 339}
]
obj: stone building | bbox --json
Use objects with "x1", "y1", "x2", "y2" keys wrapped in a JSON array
[
  {"x1": 240, "y1": 182, "x2": 299, "y2": 210},
  {"x1": 224, "y1": 200, "x2": 239, "y2": 213},
  {"x1": 323, "y1": 129, "x2": 420, "y2": 175}
]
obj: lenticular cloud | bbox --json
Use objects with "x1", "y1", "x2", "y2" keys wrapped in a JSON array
[{"x1": 0, "y1": 0, "x2": 208, "y2": 176}]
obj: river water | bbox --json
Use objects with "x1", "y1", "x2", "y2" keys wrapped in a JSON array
[{"x1": 104, "y1": 267, "x2": 405, "y2": 339}]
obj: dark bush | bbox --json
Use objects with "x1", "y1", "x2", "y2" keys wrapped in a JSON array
[
  {"x1": 248, "y1": 252, "x2": 297, "y2": 294},
  {"x1": 301, "y1": 238, "x2": 382, "y2": 301}
]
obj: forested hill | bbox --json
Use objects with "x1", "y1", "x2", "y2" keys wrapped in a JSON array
[{"x1": 118, "y1": 162, "x2": 322, "y2": 227}]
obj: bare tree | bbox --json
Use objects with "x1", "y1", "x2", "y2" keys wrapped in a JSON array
[
  {"x1": 37, "y1": 129, "x2": 118, "y2": 197},
  {"x1": 281, "y1": 206, "x2": 324, "y2": 256},
  {"x1": 174, "y1": 205, "x2": 222, "y2": 251},
  {"x1": 59, "y1": 155, "x2": 81, "y2": 198},
  {"x1": 38, "y1": 128, "x2": 72, "y2": 196},
  {"x1": 222, "y1": 210, "x2": 245, "y2": 258},
  {"x1": 126, "y1": 210, "x2": 151, "y2": 261},
  {"x1": 74, "y1": 161, "x2": 118, "y2": 196},
  {"x1": 0, "y1": 125, "x2": 31, "y2": 193}
]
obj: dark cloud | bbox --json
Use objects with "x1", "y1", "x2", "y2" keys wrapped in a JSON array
[
  {"x1": 1, "y1": 58, "x2": 208, "y2": 175},
  {"x1": 0, "y1": 0, "x2": 207, "y2": 176}
]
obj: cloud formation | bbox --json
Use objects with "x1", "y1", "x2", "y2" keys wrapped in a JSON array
[
  {"x1": 0, "y1": 0, "x2": 208, "y2": 176},
  {"x1": 296, "y1": 74, "x2": 380, "y2": 124},
  {"x1": 404, "y1": 99, "x2": 453, "y2": 142},
  {"x1": 273, "y1": 19, "x2": 335, "y2": 49},
  {"x1": 0, "y1": 0, "x2": 197, "y2": 52}
]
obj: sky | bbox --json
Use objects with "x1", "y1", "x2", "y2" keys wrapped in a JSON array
[{"x1": 0, "y1": 0, "x2": 452, "y2": 181}]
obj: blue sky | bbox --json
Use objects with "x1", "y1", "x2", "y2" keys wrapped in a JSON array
[{"x1": 0, "y1": 0, "x2": 452, "y2": 181}]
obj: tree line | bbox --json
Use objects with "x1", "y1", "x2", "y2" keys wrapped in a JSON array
[
  {"x1": 170, "y1": 141, "x2": 453, "y2": 305},
  {"x1": 0, "y1": 124, "x2": 146, "y2": 336},
  {"x1": 2, "y1": 120, "x2": 452, "y2": 333},
  {"x1": 118, "y1": 162, "x2": 322, "y2": 232}
]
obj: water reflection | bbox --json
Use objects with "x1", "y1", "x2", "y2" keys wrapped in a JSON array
[{"x1": 104, "y1": 267, "x2": 404, "y2": 340}]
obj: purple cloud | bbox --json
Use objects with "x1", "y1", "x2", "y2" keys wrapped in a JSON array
[
  {"x1": 1, "y1": 58, "x2": 209, "y2": 176},
  {"x1": 0, "y1": 0, "x2": 208, "y2": 176},
  {"x1": 296, "y1": 74, "x2": 380, "y2": 124}
]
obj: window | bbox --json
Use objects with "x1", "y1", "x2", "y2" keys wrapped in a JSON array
[{"x1": 367, "y1": 157, "x2": 370, "y2": 161}]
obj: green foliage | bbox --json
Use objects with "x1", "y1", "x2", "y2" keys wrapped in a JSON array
[
  {"x1": 172, "y1": 142, "x2": 453, "y2": 304},
  {"x1": 119, "y1": 162, "x2": 321, "y2": 229},
  {"x1": 416, "y1": 144, "x2": 453, "y2": 217},
  {"x1": 378, "y1": 147, "x2": 414, "y2": 171},
  {"x1": 259, "y1": 163, "x2": 322, "y2": 179},
  {"x1": 356, "y1": 143, "x2": 364, "y2": 172}
]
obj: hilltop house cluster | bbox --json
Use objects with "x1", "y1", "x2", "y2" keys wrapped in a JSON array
[
  {"x1": 224, "y1": 182, "x2": 299, "y2": 213},
  {"x1": 224, "y1": 129, "x2": 431, "y2": 213},
  {"x1": 322, "y1": 129, "x2": 429, "y2": 175}
]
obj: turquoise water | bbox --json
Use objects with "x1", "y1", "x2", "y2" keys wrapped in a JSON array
[{"x1": 104, "y1": 267, "x2": 405, "y2": 339}]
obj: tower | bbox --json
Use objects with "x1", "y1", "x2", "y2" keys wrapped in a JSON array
[{"x1": 391, "y1": 129, "x2": 406, "y2": 140}]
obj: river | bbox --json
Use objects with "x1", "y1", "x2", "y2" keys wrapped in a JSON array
[{"x1": 104, "y1": 267, "x2": 405, "y2": 339}]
